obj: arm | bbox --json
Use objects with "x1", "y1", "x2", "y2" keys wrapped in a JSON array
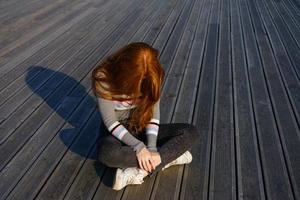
[
  {"x1": 97, "y1": 97, "x2": 146, "y2": 154},
  {"x1": 145, "y1": 98, "x2": 160, "y2": 152}
]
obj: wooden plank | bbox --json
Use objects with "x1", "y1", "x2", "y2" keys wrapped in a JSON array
[
  {"x1": 254, "y1": 0, "x2": 300, "y2": 121},
  {"x1": 266, "y1": 0, "x2": 300, "y2": 51},
  {"x1": 239, "y1": 0, "x2": 294, "y2": 199},
  {"x1": 149, "y1": 0, "x2": 204, "y2": 198},
  {"x1": 0, "y1": 0, "x2": 114, "y2": 122},
  {"x1": 197, "y1": 0, "x2": 222, "y2": 198},
  {"x1": 0, "y1": 0, "x2": 111, "y2": 96},
  {"x1": 289, "y1": 0, "x2": 300, "y2": 10},
  {"x1": 1, "y1": 4, "x2": 102, "y2": 164},
  {"x1": 255, "y1": 1, "x2": 300, "y2": 195},
  {"x1": 0, "y1": 0, "x2": 147, "y2": 196},
  {"x1": 0, "y1": 22, "x2": 92, "y2": 106},
  {"x1": 280, "y1": 0, "x2": 300, "y2": 23},
  {"x1": 199, "y1": 0, "x2": 235, "y2": 198},
  {"x1": 178, "y1": 0, "x2": 214, "y2": 198},
  {"x1": 231, "y1": 0, "x2": 266, "y2": 198},
  {"x1": 0, "y1": 0, "x2": 32, "y2": 11},
  {"x1": 0, "y1": 0, "x2": 108, "y2": 68},
  {"x1": 0, "y1": 0, "x2": 73, "y2": 49},
  {"x1": 258, "y1": 0, "x2": 300, "y2": 80},
  {"x1": 0, "y1": 1, "x2": 95, "y2": 73},
  {"x1": 0, "y1": 0, "x2": 125, "y2": 166},
  {"x1": 63, "y1": 143, "x2": 103, "y2": 200},
  {"x1": 276, "y1": 0, "x2": 300, "y2": 27},
  {"x1": 247, "y1": 0, "x2": 300, "y2": 198},
  {"x1": 0, "y1": 0, "x2": 45, "y2": 22},
  {"x1": 6, "y1": 100, "x2": 99, "y2": 200}
]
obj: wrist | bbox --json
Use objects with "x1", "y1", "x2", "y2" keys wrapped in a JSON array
[
  {"x1": 134, "y1": 142, "x2": 146, "y2": 154},
  {"x1": 147, "y1": 146, "x2": 158, "y2": 152}
]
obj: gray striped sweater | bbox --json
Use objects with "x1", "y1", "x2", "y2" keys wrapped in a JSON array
[{"x1": 97, "y1": 95, "x2": 160, "y2": 154}]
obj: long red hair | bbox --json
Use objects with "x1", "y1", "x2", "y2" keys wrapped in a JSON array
[{"x1": 91, "y1": 42, "x2": 165, "y2": 133}]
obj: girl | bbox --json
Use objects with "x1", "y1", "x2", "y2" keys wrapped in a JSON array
[{"x1": 91, "y1": 42, "x2": 200, "y2": 190}]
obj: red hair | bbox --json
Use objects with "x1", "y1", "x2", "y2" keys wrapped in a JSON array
[{"x1": 91, "y1": 42, "x2": 165, "y2": 133}]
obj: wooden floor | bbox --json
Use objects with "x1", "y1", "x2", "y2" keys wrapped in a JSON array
[{"x1": 0, "y1": 0, "x2": 299, "y2": 199}]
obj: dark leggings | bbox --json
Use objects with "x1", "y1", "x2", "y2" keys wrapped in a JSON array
[{"x1": 97, "y1": 122, "x2": 200, "y2": 178}]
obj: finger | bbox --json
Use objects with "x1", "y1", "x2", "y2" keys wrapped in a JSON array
[
  {"x1": 150, "y1": 158, "x2": 156, "y2": 169},
  {"x1": 143, "y1": 159, "x2": 150, "y2": 172},
  {"x1": 144, "y1": 159, "x2": 151, "y2": 172},
  {"x1": 148, "y1": 158, "x2": 155, "y2": 170},
  {"x1": 141, "y1": 159, "x2": 148, "y2": 172},
  {"x1": 138, "y1": 157, "x2": 146, "y2": 171},
  {"x1": 138, "y1": 157, "x2": 143, "y2": 169},
  {"x1": 149, "y1": 158, "x2": 156, "y2": 170},
  {"x1": 150, "y1": 156, "x2": 157, "y2": 166},
  {"x1": 145, "y1": 160, "x2": 151, "y2": 172},
  {"x1": 146, "y1": 159, "x2": 153, "y2": 172}
]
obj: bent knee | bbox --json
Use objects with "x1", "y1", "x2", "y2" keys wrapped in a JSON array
[
  {"x1": 98, "y1": 149, "x2": 119, "y2": 168},
  {"x1": 97, "y1": 137, "x2": 119, "y2": 167}
]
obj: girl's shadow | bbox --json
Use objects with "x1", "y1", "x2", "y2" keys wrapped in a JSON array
[{"x1": 26, "y1": 66, "x2": 112, "y2": 186}]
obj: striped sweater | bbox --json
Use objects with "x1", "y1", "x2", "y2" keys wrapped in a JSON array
[{"x1": 97, "y1": 95, "x2": 160, "y2": 154}]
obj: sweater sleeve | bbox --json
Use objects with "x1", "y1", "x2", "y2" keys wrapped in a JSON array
[
  {"x1": 97, "y1": 97, "x2": 146, "y2": 154},
  {"x1": 145, "y1": 98, "x2": 160, "y2": 152}
]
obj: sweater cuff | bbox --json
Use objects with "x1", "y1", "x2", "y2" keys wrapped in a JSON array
[
  {"x1": 147, "y1": 147, "x2": 158, "y2": 152},
  {"x1": 146, "y1": 134, "x2": 157, "y2": 150},
  {"x1": 133, "y1": 142, "x2": 146, "y2": 154}
]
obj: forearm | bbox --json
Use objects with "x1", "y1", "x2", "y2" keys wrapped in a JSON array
[
  {"x1": 146, "y1": 98, "x2": 160, "y2": 152},
  {"x1": 120, "y1": 129, "x2": 146, "y2": 153},
  {"x1": 98, "y1": 97, "x2": 146, "y2": 154}
]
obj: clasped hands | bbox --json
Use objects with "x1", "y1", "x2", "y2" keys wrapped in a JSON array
[{"x1": 136, "y1": 147, "x2": 161, "y2": 173}]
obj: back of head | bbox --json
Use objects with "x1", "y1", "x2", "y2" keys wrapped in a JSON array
[{"x1": 91, "y1": 42, "x2": 165, "y2": 133}]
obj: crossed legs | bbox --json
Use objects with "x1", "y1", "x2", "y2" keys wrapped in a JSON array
[{"x1": 97, "y1": 123, "x2": 200, "y2": 177}]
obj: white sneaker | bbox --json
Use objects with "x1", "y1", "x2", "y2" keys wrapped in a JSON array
[
  {"x1": 112, "y1": 167, "x2": 145, "y2": 190},
  {"x1": 162, "y1": 151, "x2": 193, "y2": 171}
]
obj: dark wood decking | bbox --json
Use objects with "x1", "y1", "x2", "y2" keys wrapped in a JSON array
[{"x1": 0, "y1": 0, "x2": 299, "y2": 199}]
